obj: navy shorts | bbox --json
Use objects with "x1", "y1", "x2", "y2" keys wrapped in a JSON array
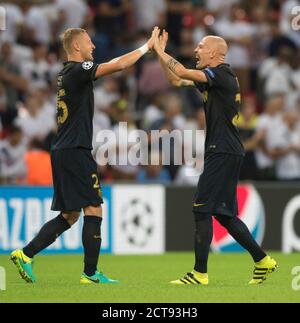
[
  {"x1": 51, "y1": 148, "x2": 103, "y2": 212},
  {"x1": 193, "y1": 153, "x2": 243, "y2": 218}
]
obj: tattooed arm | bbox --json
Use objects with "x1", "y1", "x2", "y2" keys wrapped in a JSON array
[
  {"x1": 160, "y1": 59, "x2": 195, "y2": 87},
  {"x1": 154, "y1": 34, "x2": 208, "y2": 83},
  {"x1": 163, "y1": 54, "x2": 207, "y2": 83},
  {"x1": 157, "y1": 30, "x2": 195, "y2": 87}
]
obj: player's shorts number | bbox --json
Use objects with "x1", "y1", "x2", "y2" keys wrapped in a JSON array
[
  {"x1": 92, "y1": 174, "x2": 100, "y2": 189},
  {"x1": 92, "y1": 174, "x2": 102, "y2": 198}
]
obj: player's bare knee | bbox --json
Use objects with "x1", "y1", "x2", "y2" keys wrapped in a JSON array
[
  {"x1": 68, "y1": 216, "x2": 80, "y2": 226},
  {"x1": 83, "y1": 205, "x2": 102, "y2": 217},
  {"x1": 62, "y1": 211, "x2": 80, "y2": 226}
]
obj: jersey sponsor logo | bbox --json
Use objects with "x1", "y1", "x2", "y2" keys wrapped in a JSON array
[
  {"x1": 82, "y1": 61, "x2": 94, "y2": 70},
  {"x1": 212, "y1": 184, "x2": 265, "y2": 252}
]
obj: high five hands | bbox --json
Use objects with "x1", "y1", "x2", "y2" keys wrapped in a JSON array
[{"x1": 147, "y1": 27, "x2": 168, "y2": 53}]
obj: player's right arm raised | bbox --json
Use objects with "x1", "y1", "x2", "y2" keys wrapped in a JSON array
[
  {"x1": 95, "y1": 27, "x2": 158, "y2": 78},
  {"x1": 157, "y1": 30, "x2": 195, "y2": 88},
  {"x1": 153, "y1": 27, "x2": 208, "y2": 84}
]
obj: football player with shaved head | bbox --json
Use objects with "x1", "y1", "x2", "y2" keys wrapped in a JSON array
[{"x1": 153, "y1": 28, "x2": 277, "y2": 286}]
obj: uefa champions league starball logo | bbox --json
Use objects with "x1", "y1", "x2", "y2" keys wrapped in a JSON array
[
  {"x1": 82, "y1": 61, "x2": 94, "y2": 70},
  {"x1": 121, "y1": 199, "x2": 154, "y2": 247}
]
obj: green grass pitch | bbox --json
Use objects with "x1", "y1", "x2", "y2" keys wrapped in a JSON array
[{"x1": 0, "y1": 252, "x2": 299, "y2": 303}]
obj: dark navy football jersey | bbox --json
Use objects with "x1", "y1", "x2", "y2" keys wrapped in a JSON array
[
  {"x1": 195, "y1": 64, "x2": 245, "y2": 156},
  {"x1": 52, "y1": 61, "x2": 99, "y2": 150}
]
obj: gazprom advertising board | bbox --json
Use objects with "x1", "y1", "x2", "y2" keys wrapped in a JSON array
[
  {"x1": 0, "y1": 186, "x2": 112, "y2": 254},
  {"x1": 0, "y1": 185, "x2": 165, "y2": 255}
]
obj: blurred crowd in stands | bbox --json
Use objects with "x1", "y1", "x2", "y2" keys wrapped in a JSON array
[{"x1": 0, "y1": 0, "x2": 300, "y2": 185}]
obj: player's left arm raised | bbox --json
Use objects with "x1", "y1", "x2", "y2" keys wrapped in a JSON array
[
  {"x1": 153, "y1": 28, "x2": 208, "y2": 84},
  {"x1": 94, "y1": 27, "x2": 157, "y2": 78}
]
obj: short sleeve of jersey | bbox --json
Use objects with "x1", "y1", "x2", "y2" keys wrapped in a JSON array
[
  {"x1": 202, "y1": 66, "x2": 227, "y2": 88},
  {"x1": 73, "y1": 61, "x2": 99, "y2": 84}
]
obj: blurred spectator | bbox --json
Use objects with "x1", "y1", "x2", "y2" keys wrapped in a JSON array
[
  {"x1": 249, "y1": 6, "x2": 272, "y2": 91},
  {"x1": 92, "y1": 109, "x2": 112, "y2": 153},
  {"x1": 272, "y1": 111, "x2": 300, "y2": 180},
  {"x1": 136, "y1": 151, "x2": 171, "y2": 184},
  {"x1": 150, "y1": 93, "x2": 187, "y2": 179},
  {"x1": 20, "y1": 42, "x2": 51, "y2": 90},
  {"x1": 142, "y1": 92, "x2": 165, "y2": 130},
  {"x1": 205, "y1": 0, "x2": 239, "y2": 19},
  {"x1": 132, "y1": 0, "x2": 167, "y2": 32},
  {"x1": 177, "y1": 28, "x2": 196, "y2": 68},
  {"x1": 296, "y1": 97, "x2": 300, "y2": 128},
  {"x1": 213, "y1": 4, "x2": 255, "y2": 92},
  {"x1": 15, "y1": 92, "x2": 55, "y2": 143},
  {"x1": 166, "y1": 0, "x2": 193, "y2": 46},
  {"x1": 268, "y1": 20, "x2": 297, "y2": 57},
  {"x1": 108, "y1": 99, "x2": 140, "y2": 180},
  {"x1": 234, "y1": 96, "x2": 259, "y2": 179},
  {"x1": 259, "y1": 46, "x2": 295, "y2": 98},
  {"x1": 0, "y1": 2, "x2": 24, "y2": 43},
  {"x1": 288, "y1": 50, "x2": 300, "y2": 110},
  {"x1": 174, "y1": 159, "x2": 203, "y2": 185},
  {"x1": 193, "y1": 6, "x2": 209, "y2": 45},
  {"x1": 150, "y1": 92, "x2": 187, "y2": 131},
  {"x1": 138, "y1": 55, "x2": 170, "y2": 97},
  {"x1": 19, "y1": 1, "x2": 51, "y2": 46},
  {"x1": 0, "y1": 82, "x2": 17, "y2": 131},
  {"x1": 94, "y1": 76, "x2": 121, "y2": 111},
  {"x1": 54, "y1": 0, "x2": 88, "y2": 34},
  {"x1": 254, "y1": 95, "x2": 285, "y2": 180},
  {"x1": 25, "y1": 139, "x2": 52, "y2": 185},
  {"x1": 175, "y1": 108, "x2": 205, "y2": 185},
  {"x1": 0, "y1": 42, "x2": 28, "y2": 108},
  {"x1": 235, "y1": 96, "x2": 258, "y2": 132},
  {"x1": 0, "y1": 126, "x2": 27, "y2": 184},
  {"x1": 93, "y1": 0, "x2": 130, "y2": 40}
]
